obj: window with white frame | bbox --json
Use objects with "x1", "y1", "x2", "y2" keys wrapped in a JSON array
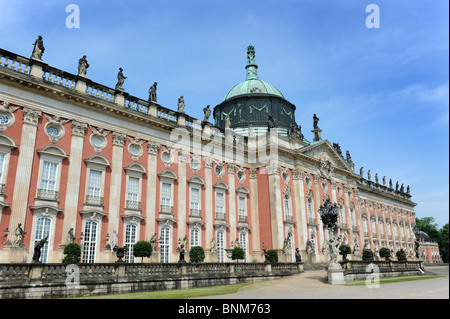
[
  {"x1": 339, "y1": 205, "x2": 345, "y2": 226},
  {"x1": 34, "y1": 217, "x2": 51, "y2": 263},
  {"x1": 126, "y1": 176, "x2": 140, "y2": 209},
  {"x1": 217, "y1": 230, "x2": 225, "y2": 263},
  {"x1": 0, "y1": 153, "x2": 5, "y2": 184},
  {"x1": 387, "y1": 222, "x2": 392, "y2": 235},
  {"x1": 38, "y1": 161, "x2": 58, "y2": 200},
  {"x1": 239, "y1": 231, "x2": 247, "y2": 261},
  {"x1": 283, "y1": 195, "x2": 291, "y2": 221},
  {"x1": 379, "y1": 221, "x2": 384, "y2": 235},
  {"x1": 215, "y1": 191, "x2": 225, "y2": 219},
  {"x1": 190, "y1": 187, "x2": 200, "y2": 211},
  {"x1": 190, "y1": 228, "x2": 200, "y2": 247},
  {"x1": 161, "y1": 183, "x2": 172, "y2": 209},
  {"x1": 82, "y1": 221, "x2": 98, "y2": 263},
  {"x1": 87, "y1": 170, "x2": 102, "y2": 205},
  {"x1": 160, "y1": 226, "x2": 171, "y2": 263},
  {"x1": 307, "y1": 198, "x2": 314, "y2": 220},
  {"x1": 238, "y1": 194, "x2": 247, "y2": 222},
  {"x1": 84, "y1": 155, "x2": 110, "y2": 207},
  {"x1": 124, "y1": 224, "x2": 137, "y2": 263},
  {"x1": 350, "y1": 208, "x2": 356, "y2": 226}
]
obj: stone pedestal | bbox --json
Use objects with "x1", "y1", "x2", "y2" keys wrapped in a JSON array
[
  {"x1": 311, "y1": 128, "x2": 322, "y2": 142},
  {"x1": 10, "y1": 247, "x2": 28, "y2": 263},
  {"x1": 327, "y1": 269, "x2": 346, "y2": 285}
]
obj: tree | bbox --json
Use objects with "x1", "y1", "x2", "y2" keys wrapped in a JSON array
[
  {"x1": 62, "y1": 243, "x2": 81, "y2": 264},
  {"x1": 439, "y1": 223, "x2": 449, "y2": 263},
  {"x1": 339, "y1": 244, "x2": 352, "y2": 260},
  {"x1": 133, "y1": 241, "x2": 153, "y2": 263},
  {"x1": 231, "y1": 246, "x2": 245, "y2": 261},
  {"x1": 416, "y1": 217, "x2": 440, "y2": 241},
  {"x1": 362, "y1": 249, "x2": 374, "y2": 261},
  {"x1": 189, "y1": 246, "x2": 205, "y2": 263},
  {"x1": 268, "y1": 249, "x2": 278, "y2": 263},
  {"x1": 379, "y1": 247, "x2": 391, "y2": 261}
]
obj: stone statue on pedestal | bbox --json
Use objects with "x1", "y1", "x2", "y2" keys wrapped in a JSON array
[
  {"x1": 148, "y1": 82, "x2": 157, "y2": 102},
  {"x1": 12, "y1": 223, "x2": 26, "y2": 248},
  {"x1": 177, "y1": 96, "x2": 185, "y2": 113},
  {"x1": 313, "y1": 113, "x2": 319, "y2": 129},
  {"x1": 78, "y1": 55, "x2": 89, "y2": 77},
  {"x1": 203, "y1": 105, "x2": 211, "y2": 122},
  {"x1": 115, "y1": 68, "x2": 127, "y2": 90},
  {"x1": 32, "y1": 236, "x2": 48, "y2": 263},
  {"x1": 31, "y1": 35, "x2": 45, "y2": 60}
]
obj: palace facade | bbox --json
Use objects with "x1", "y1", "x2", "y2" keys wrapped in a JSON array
[{"x1": 0, "y1": 41, "x2": 438, "y2": 264}]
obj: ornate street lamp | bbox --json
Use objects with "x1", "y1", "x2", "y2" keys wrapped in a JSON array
[{"x1": 318, "y1": 199, "x2": 340, "y2": 229}]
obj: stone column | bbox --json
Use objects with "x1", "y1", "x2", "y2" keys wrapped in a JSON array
[
  {"x1": 107, "y1": 132, "x2": 126, "y2": 259},
  {"x1": 177, "y1": 149, "x2": 187, "y2": 245},
  {"x1": 292, "y1": 169, "x2": 307, "y2": 253},
  {"x1": 267, "y1": 164, "x2": 283, "y2": 251},
  {"x1": 249, "y1": 168, "x2": 261, "y2": 261},
  {"x1": 9, "y1": 107, "x2": 42, "y2": 244},
  {"x1": 313, "y1": 174, "x2": 325, "y2": 262},
  {"x1": 203, "y1": 157, "x2": 214, "y2": 261},
  {"x1": 227, "y1": 164, "x2": 237, "y2": 243},
  {"x1": 146, "y1": 141, "x2": 159, "y2": 262},
  {"x1": 58, "y1": 121, "x2": 87, "y2": 260}
]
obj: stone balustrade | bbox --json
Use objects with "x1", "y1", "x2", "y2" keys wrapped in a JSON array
[
  {"x1": 0, "y1": 262, "x2": 303, "y2": 299},
  {"x1": 339, "y1": 259, "x2": 424, "y2": 282}
]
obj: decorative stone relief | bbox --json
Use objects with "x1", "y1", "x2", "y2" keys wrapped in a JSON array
[
  {"x1": 71, "y1": 120, "x2": 87, "y2": 137},
  {"x1": 0, "y1": 101, "x2": 19, "y2": 131},
  {"x1": 147, "y1": 141, "x2": 160, "y2": 156},
  {"x1": 203, "y1": 156, "x2": 213, "y2": 169},
  {"x1": 160, "y1": 145, "x2": 174, "y2": 168},
  {"x1": 127, "y1": 136, "x2": 144, "y2": 161},
  {"x1": 43, "y1": 114, "x2": 69, "y2": 143},
  {"x1": 214, "y1": 161, "x2": 225, "y2": 179},
  {"x1": 88, "y1": 125, "x2": 110, "y2": 153},
  {"x1": 112, "y1": 131, "x2": 126, "y2": 147},
  {"x1": 23, "y1": 107, "x2": 42, "y2": 126},
  {"x1": 236, "y1": 166, "x2": 246, "y2": 185},
  {"x1": 249, "y1": 168, "x2": 257, "y2": 179},
  {"x1": 189, "y1": 154, "x2": 201, "y2": 174}
]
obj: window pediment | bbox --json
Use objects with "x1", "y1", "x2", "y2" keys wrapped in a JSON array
[
  {"x1": 84, "y1": 155, "x2": 111, "y2": 167},
  {"x1": 37, "y1": 145, "x2": 68, "y2": 159},
  {"x1": 187, "y1": 176, "x2": 205, "y2": 185},
  {"x1": 213, "y1": 181, "x2": 228, "y2": 190},
  {"x1": 0, "y1": 133, "x2": 18, "y2": 149},
  {"x1": 124, "y1": 163, "x2": 147, "y2": 175},
  {"x1": 158, "y1": 170, "x2": 178, "y2": 180}
]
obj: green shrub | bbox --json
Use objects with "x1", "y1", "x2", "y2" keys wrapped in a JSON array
[
  {"x1": 362, "y1": 249, "x2": 374, "y2": 261},
  {"x1": 268, "y1": 249, "x2": 278, "y2": 263},
  {"x1": 133, "y1": 241, "x2": 153, "y2": 263},
  {"x1": 231, "y1": 246, "x2": 245, "y2": 261},
  {"x1": 189, "y1": 246, "x2": 205, "y2": 263},
  {"x1": 62, "y1": 243, "x2": 81, "y2": 264},
  {"x1": 379, "y1": 247, "x2": 391, "y2": 260},
  {"x1": 339, "y1": 244, "x2": 352, "y2": 260}
]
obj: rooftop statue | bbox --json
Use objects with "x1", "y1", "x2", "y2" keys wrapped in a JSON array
[
  {"x1": 267, "y1": 114, "x2": 276, "y2": 129},
  {"x1": 115, "y1": 67, "x2": 127, "y2": 90},
  {"x1": 78, "y1": 55, "x2": 89, "y2": 77},
  {"x1": 177, "y1": 96, "x2": 185, "y2": 113},
  {"x1": 203, "y1": 105, "x2": 211, "y2": 122},
  {"x1": 247, "y1": 44, "x2": 256, "y2": 64},
  {"x1": 31, "y1": 35, "x2": 45, "y2": 60},
  {"x1": 148, "y1": 82, "x2": 157, "y2": 102},
  {"x1": 313, "y1": 113, "x2": 320, "y2": 129}
]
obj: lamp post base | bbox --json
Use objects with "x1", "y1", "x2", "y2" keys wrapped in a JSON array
[{"x1": 327, "y1": 269, "x2": 346, "y2": 285}]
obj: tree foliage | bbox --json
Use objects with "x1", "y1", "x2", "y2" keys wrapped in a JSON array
[
  {"x1": 379, "y1": 247, "x2": 391, "y2": 260},
  {"x1": 133, "y1": 241, "x2": 153, "y2": 263},
  {"x1": 231, "y1": 246, "x2": 245, "y2": 261},
  {"x1": 189, "y1": 246, "x2": 205, "y2": 263},
  {"x1": 416, "y1": 217, "x2": 449, "y2": 263},
  {"x1": 62, "y1": 243, "x2": 81, "y2": 264}
]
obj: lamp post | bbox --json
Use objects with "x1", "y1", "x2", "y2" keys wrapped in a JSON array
[{"x1": 319, "y1": 198, "x2": 345, "y2": 284}]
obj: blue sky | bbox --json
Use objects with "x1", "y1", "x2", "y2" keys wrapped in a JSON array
[{"x1": 1, "y1": 0, "x2": 448, "y2": 227}]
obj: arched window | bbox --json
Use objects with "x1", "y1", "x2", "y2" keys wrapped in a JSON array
[
  {"x1": 217, "y1": 230, "x2": 225, "y2": 263},
  {"x1": 160, "y1": 226, "x2": 171, "y2": 263}
]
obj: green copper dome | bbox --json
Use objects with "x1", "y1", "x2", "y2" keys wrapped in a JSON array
[
  {"x1": 222, "y1": 44, "x2": 284, "y2": 102},
  {"x1": 223, "y1": 79, "x2": 285, "y2": 101}
]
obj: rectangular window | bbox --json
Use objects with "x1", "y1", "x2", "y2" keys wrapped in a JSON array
[
  {"x1": 39, "y1": 161, "x2": 58, "y2": 199},
  {"x1": 86, "y1": 170, "x2": 102, "y2": 205},
  {"x1": 0, "y1": 153, "x2": 5, "y2": 182},
  {"x1": 82, "y1": 221, "x2": 97, "y2": 263},
  {"x1": 307, "y1": 199, "x2": 314, "y2": 219},
  {"x1": 125, "y1": 224, "x2": 137, "y2": 263},
  {"x1": 284, "y1": 195, "x2": 290, "y2": 217},
  {"x1": 239, "y1": 232, "x2": 247, "y2": 261},
  {"x1": 126, "y1": 177, "x2": 140, "y2": 209},
  {"x1": 190, "y1": 228, "x2": 199, "y2": 247},
  {"x1": 161, "y1": 183, "x2": 171, "y2": 206},
  {"x1": 216, "y1": 192, "x2": 224, "y2": 213},
  {"x1": 160, "y1": 226, "x2": 170, "y2": 263},
  {"x1": 238, "y1": 195, "x2": 247, "y2": 222},
  {"x1": 217, "y1": 231, "x2": 225, "y2": 263},
  {"x1": 127, "y1": 177, "x2": 139, "y2": 202},
  {"x1": 190, "y1": 188, "x2": 200, "y2": 210}
]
